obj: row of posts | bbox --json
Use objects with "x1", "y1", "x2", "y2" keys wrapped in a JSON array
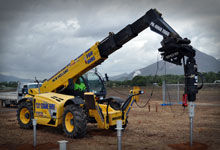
[
  {"x1": 32, "y1": 81, "x2": 194, "y2": 149},
  {"x1": 30, "y1": 82, "x2": 169, "y2": 150},
  {"x1": 32, "y1": 119, "x2": 122, "y2": 150}
]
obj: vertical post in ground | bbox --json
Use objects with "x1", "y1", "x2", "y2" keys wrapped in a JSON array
[
  {"x1": 58, "y1": 140, "x2": 68, "y2": 150},
  {"x1": 32, "y1": 119, "x2": 37, "y2": 147},
  {"x1": 162, "y1": 80, "x2": 166, "y2": 105},
  {"x1": 188, "y1": 102, "x2": 195, "y2": 146},
  {"x1": 116, "y1": 120, "x2": 123, "y2": 150},
  {"x1": 177, "y1": 81, "x2": 180, "y2": 104}
]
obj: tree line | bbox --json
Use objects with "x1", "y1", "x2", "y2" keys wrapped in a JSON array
[
  {"x1": 0, "y1": 81, "x2": 18, "y2": 88},
  {"x1": 0, "y1": 71, "x2": 219, "y2": 88},
  {"x1": 107, "y1": 72, "x2": 220, "y2": 87}
]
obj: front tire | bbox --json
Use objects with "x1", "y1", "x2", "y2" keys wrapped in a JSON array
[
  {"x1": 62, "y1": 105, "x2": 87, "y2": 138},
  {"x1": 17, "y1": 102, "x2": 33, "y2": 129}
]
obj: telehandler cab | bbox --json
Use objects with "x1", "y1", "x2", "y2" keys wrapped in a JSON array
[{"x1": 17, "y1": 9, "x2": 202, "y2": 138}]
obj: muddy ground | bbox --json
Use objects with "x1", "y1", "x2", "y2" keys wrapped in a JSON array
[{"x1": 0, "y1": 86, "x2": 219, "y2": 150}]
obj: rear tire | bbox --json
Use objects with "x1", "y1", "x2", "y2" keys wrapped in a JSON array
[
  {"x1": 17, "y1": 102, "x2": 33, "y2": 129},
  {"x1": 62, "y1": 105, "x2": 87, "y2": 138}
]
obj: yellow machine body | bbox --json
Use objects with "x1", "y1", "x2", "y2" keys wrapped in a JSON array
[
  {"x1": 28, "y1": 93, "x2": 74, "y2": 127},
  {"x1": 21, "y1": 19, "x2": 143, "y2": 131},
  {"x1": 23, "y1": 41, "x2": 140, "y2": 130},
  {"x1": 81, "y1": 87, "x2": 140, "y2": 129},
  {"x1": 24, "y1": 87, "x2": 141, "y2": 129}
]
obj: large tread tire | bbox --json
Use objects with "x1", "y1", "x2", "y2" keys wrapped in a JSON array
[
  {"x1": 62, "y1": 105, "x2": 87, "y2": 138},
  {"x1": 17, "y1": 102, "x2": 33, "y2": 129}
]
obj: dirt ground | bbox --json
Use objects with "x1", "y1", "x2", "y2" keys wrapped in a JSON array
[{"x1": 0, "y1": 86, "x2": 219, "y2": 150}]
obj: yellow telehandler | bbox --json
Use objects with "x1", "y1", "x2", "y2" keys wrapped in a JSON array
[{"x1": 17, "y1": 9, "x2": 202, "y2": 138}]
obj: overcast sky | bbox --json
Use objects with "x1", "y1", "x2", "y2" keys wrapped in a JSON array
[{"x1": 0, "y1": 0, "x2": 220, "y2": 80}]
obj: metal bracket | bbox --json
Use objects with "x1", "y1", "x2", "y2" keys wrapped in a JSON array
[{"x1": 188, "y1": 102, "x2": 195, "y2": 118}]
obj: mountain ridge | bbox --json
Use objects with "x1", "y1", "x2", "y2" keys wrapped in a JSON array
[
  {"x1": 110, "y1": 50, "x2": 220, "y2": 81},
  {"x1": 0, "y1": 74, "x2": 32, "y2": 82},
  {"x1": 1, "y1": 50, "x2": 219, "y2": 82}
]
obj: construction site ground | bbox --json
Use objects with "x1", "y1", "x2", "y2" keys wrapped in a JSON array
[{"x1": 0, "y1": 86, "x2": 219, "y2": 150}]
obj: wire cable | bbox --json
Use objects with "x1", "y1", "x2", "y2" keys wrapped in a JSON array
[{"x1": 135, "y1": 52, "x2": 162, "y2": 108}]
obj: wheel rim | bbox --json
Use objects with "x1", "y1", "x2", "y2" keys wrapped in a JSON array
[
  {"x1": 65, "y1": 112, "x2": 74, "y2": 133},
  {"x1": 20, "y1": 107, "x2": 30, "y2": 124}
]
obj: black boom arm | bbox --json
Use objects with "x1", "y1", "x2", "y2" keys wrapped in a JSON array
[
  {"x1": 98, "y1": 9, "x2": 202, "y2": 102},
  {"x1": 98, "y1": 9, "x2": 180, "y2": 58}
]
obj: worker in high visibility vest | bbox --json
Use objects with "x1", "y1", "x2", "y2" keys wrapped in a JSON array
[{"x1": 73, "y1": 77, "x2": 86, "y2": 98}]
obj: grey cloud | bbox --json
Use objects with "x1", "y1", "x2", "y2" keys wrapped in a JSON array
[{"x1": 0, "y1": 0, "x2": 220, "y2": 79}]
